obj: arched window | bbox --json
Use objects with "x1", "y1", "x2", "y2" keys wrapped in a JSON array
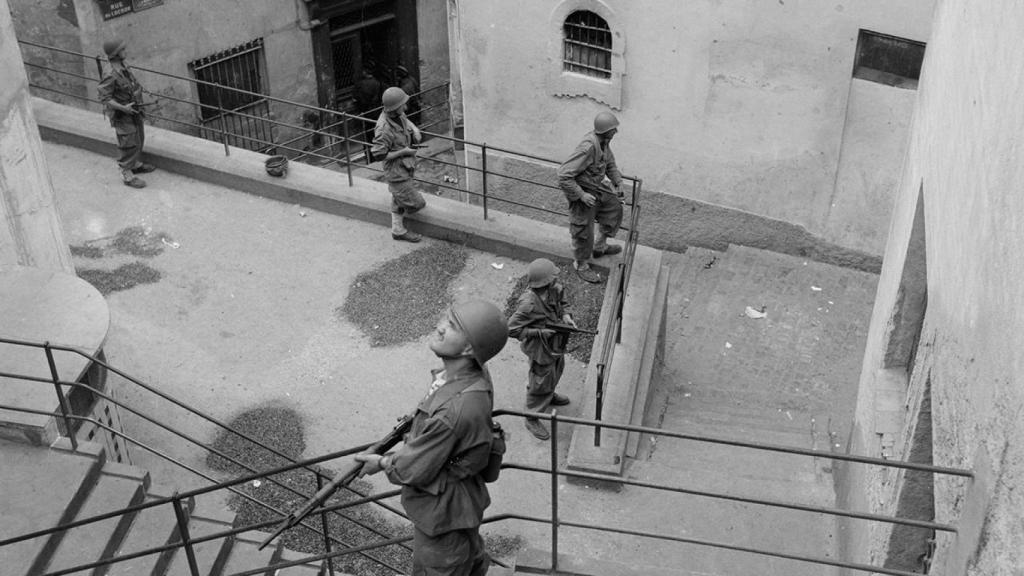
[{"x1": 563, "y1": 10, "x2": 612, "y2": 79}]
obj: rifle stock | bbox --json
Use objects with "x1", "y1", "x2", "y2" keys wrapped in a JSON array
[{"x1": 258, "y1": 413, "x2": 413, "y2": 550}]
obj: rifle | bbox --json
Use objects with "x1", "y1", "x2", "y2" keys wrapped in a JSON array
[
  {"x1": 547, "y1": 322, "x2": 598, "y2": 336},
  {"x1": 258, "y1": 413, "x2": 414, "y2": 550}
]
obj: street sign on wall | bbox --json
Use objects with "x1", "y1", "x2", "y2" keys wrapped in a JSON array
[
  {"x1": 98, "y1": 0, "x2": 132, "y2": 20},
  {"x1": 97, "y1": 0, "x2": 163, "y2": 20}
]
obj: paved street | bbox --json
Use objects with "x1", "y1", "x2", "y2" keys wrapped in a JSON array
[{"x1": 45, "y1": 139, "x2": 879, "y2": 574}]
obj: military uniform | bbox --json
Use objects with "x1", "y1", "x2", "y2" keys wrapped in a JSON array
[
  {"x1": 382, "y1": 363, "x2": 495, "y2": 575},
  {"x1": 507, "y1": 283, "x2": 571, "y2": 414},
  {"x1": 98, "y1": 65, "x2": 148, "y2": 183},
  {"x1": 372, "y1": 112, "x2": 427, "y2": 216},
  {"x1": 558, "y1": 132, "x2": 625, "y2": 262}
]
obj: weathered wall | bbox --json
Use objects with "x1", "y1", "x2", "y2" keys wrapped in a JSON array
[
  {"x1": 452, "y1": 0, "x2": 933, "y2": 258},
  {"x1": 9, "y1": 0, "x2": 317, "y2": 148},
  {"x1": 0, "y1": 0, "x2": 73, "y2": 273},
  {"x1": 843, "y1": 0, "x2": 1024, "y2": 572},
  {"x1": 8, "y1": 0, "x2": 92, "y2": 109},
  {"x1": 417, "y1": 0, "x2": 450, "y2": 132}
]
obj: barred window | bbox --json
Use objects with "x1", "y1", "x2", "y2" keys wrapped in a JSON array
[
  {"x1": 189, "y1": 39, "x2": 267, "y2": 121},
  {"x1": 188, "y1": 38, "x2": 273, "y2": 152},
  {"x1": 563, "y1": 11, "x2": 612, "y2": 79}
]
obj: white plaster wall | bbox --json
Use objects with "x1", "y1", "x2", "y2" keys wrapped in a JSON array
[
  {"x1": 847, "y1": 0, "x2": 1024, "y2": 571},
  {"x1": 0, "y1": 0, "x2": 73, "y2": 273},
  {"x1": 826, "y1": 79, "x2": 916, "y2": 254},
  {"x1": 453, "y1": 0, "x2": 933, "y2": 254}
]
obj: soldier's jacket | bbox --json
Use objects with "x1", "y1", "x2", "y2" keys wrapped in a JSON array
[
  {"x1": 372, "y1": 112, "x2": 420, "y2": 182},
  {"x1": 557, "y1": 131, "x2": 623, "y2": 202},
  {"x1": 98, "y1": 65, "x2": 144, "y2": 130},
  {"x1": 507, "y1": 284, "x2": 571, "y2": 365},
  {"x1": 383, "y1": 363, "x2": 494, "y2": 537}
]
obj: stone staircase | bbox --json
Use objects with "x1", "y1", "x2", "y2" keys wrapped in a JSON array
[
  {"x1": 625, "y1": 244, "x2": 878, "y2": 575},
  {"x1": 0, "y1": 437, "x2": 329, "y2": 576}
]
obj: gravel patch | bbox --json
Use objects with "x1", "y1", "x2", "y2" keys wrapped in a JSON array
[
  {"x1": 110, "y1": 225, "x2": 170, "y2": 257},
  {"x1": 503, "y1": 258, "x2": 605, "y2": 363},
  {"x1": 69, "y1": 244, "x2": 104, "y2": 259},
  {"x1": 338, "y1": 242, "x2": 469, "y2": 347},
  {"x1": 207, "y1": 404, "x2": 414, "y2": 575},
  {"x1": 77, "y1": 262, "x2": 161, "y2": 295}
]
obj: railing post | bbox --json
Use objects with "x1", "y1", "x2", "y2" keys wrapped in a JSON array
[
  {"x1": 594, "y1": 367, "x2": 603, "y2": 447},
  {"x1": 315, "y1": 473, "x2": 337, "y2": 576},
  {"x1": 44, "y1": 342, "x2": 78, "y2": 450},
  {"x1": 549, "y1": 409, "x2": 559, "y2": 573},
  {"x1": 481, "y1": 143, "x2": 489, "y2": 220},
  {"x1": 171, "y1": 494, "x2": 202, "y2": 576},
  {"x1": 216, "y1": 89, "x2": 230, "y2": 156},
  {"x1": 341, "y1": 114, "x2": 353, "y2": 187}
]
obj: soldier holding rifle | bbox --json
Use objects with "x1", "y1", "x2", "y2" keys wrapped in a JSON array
[
  {"x1": 355, "y1": 300, "x2": 508, "y2": 576},
  {"x1": 508, "y1": 258, "x2": 593, "y2": 440},
  {"x1": 98, "y1": 38, "x2": 155, "y2": 189}
]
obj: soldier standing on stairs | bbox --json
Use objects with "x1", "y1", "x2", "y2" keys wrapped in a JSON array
[
  {"x1": 558, "y1": 111, "x2": 626, "y2": 284},
  {"x1": 98, "y1": 38, "x2": 155, "y2": 189},
  {"x1": 507, "y1": 258, "x2": 576, "y2": 440}
]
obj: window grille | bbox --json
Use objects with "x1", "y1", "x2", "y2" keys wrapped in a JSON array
[
  {"x1": 189, "y1": 39, "x2": 267, "y2": 120},
  {"x1": 563, "y1": 10, "x2": 612, "y2": 79},
  {"x1": 189, "y1": 39, "x2": 273, "y2": 151}
]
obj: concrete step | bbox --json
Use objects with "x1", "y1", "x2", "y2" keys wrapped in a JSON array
[
  {"x1": 0, "y1": 440, "x2": 105, "y2": 576},
  {"x1": 164, "y1": 516, "x2": 234, "y2": 576},
  {"x1": 220, "y1": 531, "x2": 277, "y2": 576},
  {"x1": 44, "y1": 465, "x2": 147, "y2": 575},
  {"x1": 106, "y1": 492, "x2": 195, "y2": 576}
]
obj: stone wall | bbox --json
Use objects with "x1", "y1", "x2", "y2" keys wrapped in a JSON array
[
  {"x1": 452, "y1": 0, "x2": 933, "y2": 258},
  {"x1": 842, "y1": 0, "x2": 1024, "y2": 573},
  {"x1": 0, "y1": 0, "x2": 73, "y2": 272}
]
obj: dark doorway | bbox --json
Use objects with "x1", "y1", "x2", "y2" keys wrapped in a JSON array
[
  {"x1": 308, "y1": 0, "x2": 418, "y2": 114},
  {"x1": 329, "y1": 4, "x2": 399, "y2": 110}
]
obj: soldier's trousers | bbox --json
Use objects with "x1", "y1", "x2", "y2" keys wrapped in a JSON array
[
  {"x1": 568, "y1": 188, "x2": 623, "y2": 262},
  {"x1": 526, "y1": 356, "x2": 565, "y2": 414},
  {"x1": 114, "y1": 116, "x2": 146, "y2": 178},
  {"x1": 412, "y1": 526, "x2": 490, "y2": 576}
]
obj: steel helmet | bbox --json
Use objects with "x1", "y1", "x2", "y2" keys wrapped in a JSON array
[
  {"x1": 382, "y1": 87, "x2": 409, "y2": 112},
  {"x1": 527, "y1": 258, "x2": 560, "y2": 288},
  {"x1": 594, "y1": 111, "x2": 619, "y2": 135},
  {"x1": 103, "y1": 39, "x2": 127, "y2": 59},
  {"x1": 450, "y1": 300, "x2": 508, "y2": 364}
]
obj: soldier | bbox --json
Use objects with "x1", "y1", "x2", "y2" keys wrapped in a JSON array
[
  {"x1": 557, "y1": 111, "x2": 626, "y2": 283},
  {"x1": 97, "y1": 39, "x2": 154, "y2": 189},
  {"x1": 372, "y1": 86, "x2": 427, "y2": 242},
  {"x1": 507, "y1": 258, "x2": 576, "y2": 440},
  {"x1": 356, "y1": 300, "x2": 508, "y2": 576}
]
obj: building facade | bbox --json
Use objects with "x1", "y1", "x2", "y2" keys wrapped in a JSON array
[
  {"x1": 450, "y1": 0, "x2": 934, "y2": 265},
  {"x1": 840, "y1": 0, "x2": 1024, "y2": 572},
  {"x1": 10, "y1": 0, "x2": 450, "y2": 154}
]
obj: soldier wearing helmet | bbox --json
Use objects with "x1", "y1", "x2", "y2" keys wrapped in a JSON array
[
  {"x1": 97, "y1": 38, "x2": 154, "y2": 188},
  {"x1": 356, "y1": 300, "x2": 507, "y2": 575},
  {"x1": 507, "y1": 258, "x2": 576, "y2": 440},
  {"x1": 557, "y1": 111, "x2": 626, "y2": 283},
  {"x1": 371, "y1": 86, "x2": 426, "y2": 242}
]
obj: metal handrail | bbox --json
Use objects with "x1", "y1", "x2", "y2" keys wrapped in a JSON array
[
  {"x1": 17, "y1": 39, "x2": 642, "y2": 224},
  {"x1": 19, "y1": 37, "x2": 645, "y2": 443},
  {"x1": 0, "y1": 338, "x2": 412, "y2": 575},
  {"x1": 0, "y1": 345, "x2": 973, "y2": 576}
]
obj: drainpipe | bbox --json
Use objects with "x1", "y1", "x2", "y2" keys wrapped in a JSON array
[{"x1": 294, "y1": 0, "x2": 323, "y2": 30}]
